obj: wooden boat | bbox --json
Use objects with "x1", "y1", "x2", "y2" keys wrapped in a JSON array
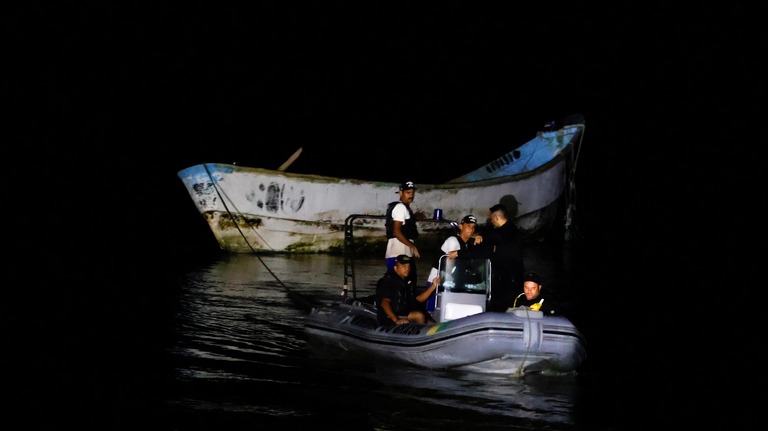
[
  {"x1": 177, "y1": 114, "x2": 585, "y2": 254},
  {"x1": 304, "y1": 256, "x2": 587, "y2": 374}
]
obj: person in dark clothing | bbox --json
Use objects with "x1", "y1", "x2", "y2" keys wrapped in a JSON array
[
  {"x1": 422, "y1": 214, "x2": 478, "y2": 314},
  {"x1": 376, "y1": 254, "x2": 437, "y2": 326},
  {"x1": 512, "y1": 271, "x2": 556, "y2": 315},
  {"x1": 448, "y1": 204, "x2": 524, "y2": 312}
]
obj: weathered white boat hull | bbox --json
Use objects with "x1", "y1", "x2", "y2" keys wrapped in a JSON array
[
  {"x1": 305, "y1": 301, "x2": 587, "y2": 374},
  {"x1": 178, "y1": 117, "x2": 584, "y2": 253}
]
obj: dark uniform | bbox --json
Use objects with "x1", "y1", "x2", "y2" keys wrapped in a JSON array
[
  {"x1": 375, "y1": 270, "x2": 418, "y2": 326},
  {"x1": 454, "y1": 220, "x2": 524, "y2": 312},
  {"x1": 512, "y1": 293, "x2": 556, "y2": 315}
]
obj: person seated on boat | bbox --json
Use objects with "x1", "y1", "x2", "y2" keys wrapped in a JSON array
[
  {"x1": 512, "y1": 271, "x2": 556, "y2": 315},
  {"x1": 376, "y1": 254, "x2": 439, "y2": 326},
  {"x1": 448, "y1": 204, "x2": 524, "y2": 312},
  {"x1": 384, "y1": 181, "x2": 421, "y2": 287},
  {"x1": 423, "y1": 214, "x2": 479, "y2": 312}
]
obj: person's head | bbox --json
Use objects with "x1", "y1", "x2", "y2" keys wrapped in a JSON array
[
  {"x1": 489, "y1": 203, "x2": 508, "y2": 227},
  {"x1": 398, "y1": 181, "x2": 416, "y2": 204},
  {"x1": 523, "y1": 271, "x2": 543, "y2": 300},
  {"x1": 459, "y1": 214, "x2": 477, "y2": 238},
  {"x1": 394, "y1": 254, "x2": 412, "y2": 278}
]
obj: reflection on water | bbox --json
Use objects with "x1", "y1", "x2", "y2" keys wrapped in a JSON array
[
  {"x1": 164, "y1": 247, "x2": 586, "y2": 430},
  {"x1": 343, "y1": 362, "x2": 579, "y2": 424}
]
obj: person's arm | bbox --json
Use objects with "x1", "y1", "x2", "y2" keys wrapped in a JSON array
[
  {"x1": 393, "y1": 220, "x2": 420, "y2": 258},
  {"x1": 381, "y1": 298, "x2": 409, "y2": 324},
  {"x1": 415, "y1": 276, "x2": 439, "y2": 303}
]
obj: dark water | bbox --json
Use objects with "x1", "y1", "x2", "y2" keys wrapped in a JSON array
[
  {"x1": 20, "y1": 239, "x2": 641, "y2": 429},
  {"x1": 12, "y1": 220, "x2": 751, "y2": 430},
  {"x1": 161, "y1": 245, "x2": 584, "y2": 430}
]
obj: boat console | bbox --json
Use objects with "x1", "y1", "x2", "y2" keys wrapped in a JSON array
[{"x1": 433, "y1": 256, "x2": 491, "y2": 323}]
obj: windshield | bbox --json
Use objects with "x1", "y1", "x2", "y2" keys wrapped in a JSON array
[{"x1": 438, "y1": 256, "x2": 490, "y2": 294}]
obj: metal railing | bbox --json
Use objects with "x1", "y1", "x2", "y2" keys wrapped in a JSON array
[{"x1": 342, "y1": 212, "x2": 457, "y2": 301}]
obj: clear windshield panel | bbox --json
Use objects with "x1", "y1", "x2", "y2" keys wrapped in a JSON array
[{"x1": 438, "y1": 256, "x2": 490, "y2": 294}]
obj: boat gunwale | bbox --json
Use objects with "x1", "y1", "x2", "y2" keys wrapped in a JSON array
[
  {"x1": 183, "y1": 123, "x2": 582, "y2": 189},
  {"x1": 305, "y1": 305, "x2": 587, "y2": 349}
]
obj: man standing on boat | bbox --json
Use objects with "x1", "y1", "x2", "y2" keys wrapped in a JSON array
[
  {"x1": 385, "y1": 180, "x2": 420, "y2": 286},
  {"x1": 448, "y1": 204, "x2": 524, "y2": 312}
]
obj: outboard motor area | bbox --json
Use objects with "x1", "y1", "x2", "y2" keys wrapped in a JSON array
[{"x1": 433, "y1": 256, "x2": 491, "y2": 323}]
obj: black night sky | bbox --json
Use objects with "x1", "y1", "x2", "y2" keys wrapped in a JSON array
[
  {"x1": 8, "y1": 1, "x2": 764, "y2": 305},
  {"x1": 8, "y1": 3, "x2": 763, "y2": 288},
  {"x1": 6, "y1": 3, "x2": 765, "y2": 427}
]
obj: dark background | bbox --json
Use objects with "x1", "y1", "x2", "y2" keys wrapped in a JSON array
[
  {"x1": 6, "y1": 3, "x2": 764, "y2": 427},
  {"x1": 9, "y1": 3, "x2": 761, "y2": 283}
]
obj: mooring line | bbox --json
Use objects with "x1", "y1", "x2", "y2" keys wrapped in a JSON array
[
  {"x1": 201, "y1": 163, "x2": 324, "y2": 311},
  {"x1": 202, "y1": 163, "x2": 274, "y2": 253}
]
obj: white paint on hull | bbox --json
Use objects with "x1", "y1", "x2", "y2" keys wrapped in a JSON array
[{"x1": 179, "y1": 119, "x2": 584, "y2": 253}]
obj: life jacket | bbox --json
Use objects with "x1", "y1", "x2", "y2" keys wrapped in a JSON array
[
  {"x1": 432, "y1": 234, "x2": 475, "y2": 270},
  {"x1": 385, "y1": 201, "x2": 419, "y2": 240},
  {"x1": 376, "y1": 271, "x2": 416, "y2": 317}
]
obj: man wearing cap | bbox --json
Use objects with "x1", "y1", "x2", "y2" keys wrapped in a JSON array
[
  {"x1": 448, "y1": 203, "x2": 524, "y2": 312},
  {"x1": 376, "y1": 254, "x2": 430, "y2": 326},
  {"x1": 513, "y1": 271, "x2": 555, "y2": 315},
  {"x1": 384, "y1": 180, "x2": 420, "y2": 286},
  {"x1": 423, "y1": 214, "x2": 479, "y2": 313}
]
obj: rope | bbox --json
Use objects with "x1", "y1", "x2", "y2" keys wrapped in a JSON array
[
  {"x1": 512, "y1": 305, "x2": 537, "y2": 377},
  {"x1": 201, "y1": 164, "x2": 322, "y2": 311},
  {"x1": 202, "y1": 164, "x2": 273, "y2": 253},
  {"x1": 512, "y1": 292, "x2": 525, "y2": 308},
  {"x1": 510, "y1": 293, "x2": 541, "y2": 377},
  {"x1": 565, "y1": 123, "x2": 588, "y2": 241}
]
